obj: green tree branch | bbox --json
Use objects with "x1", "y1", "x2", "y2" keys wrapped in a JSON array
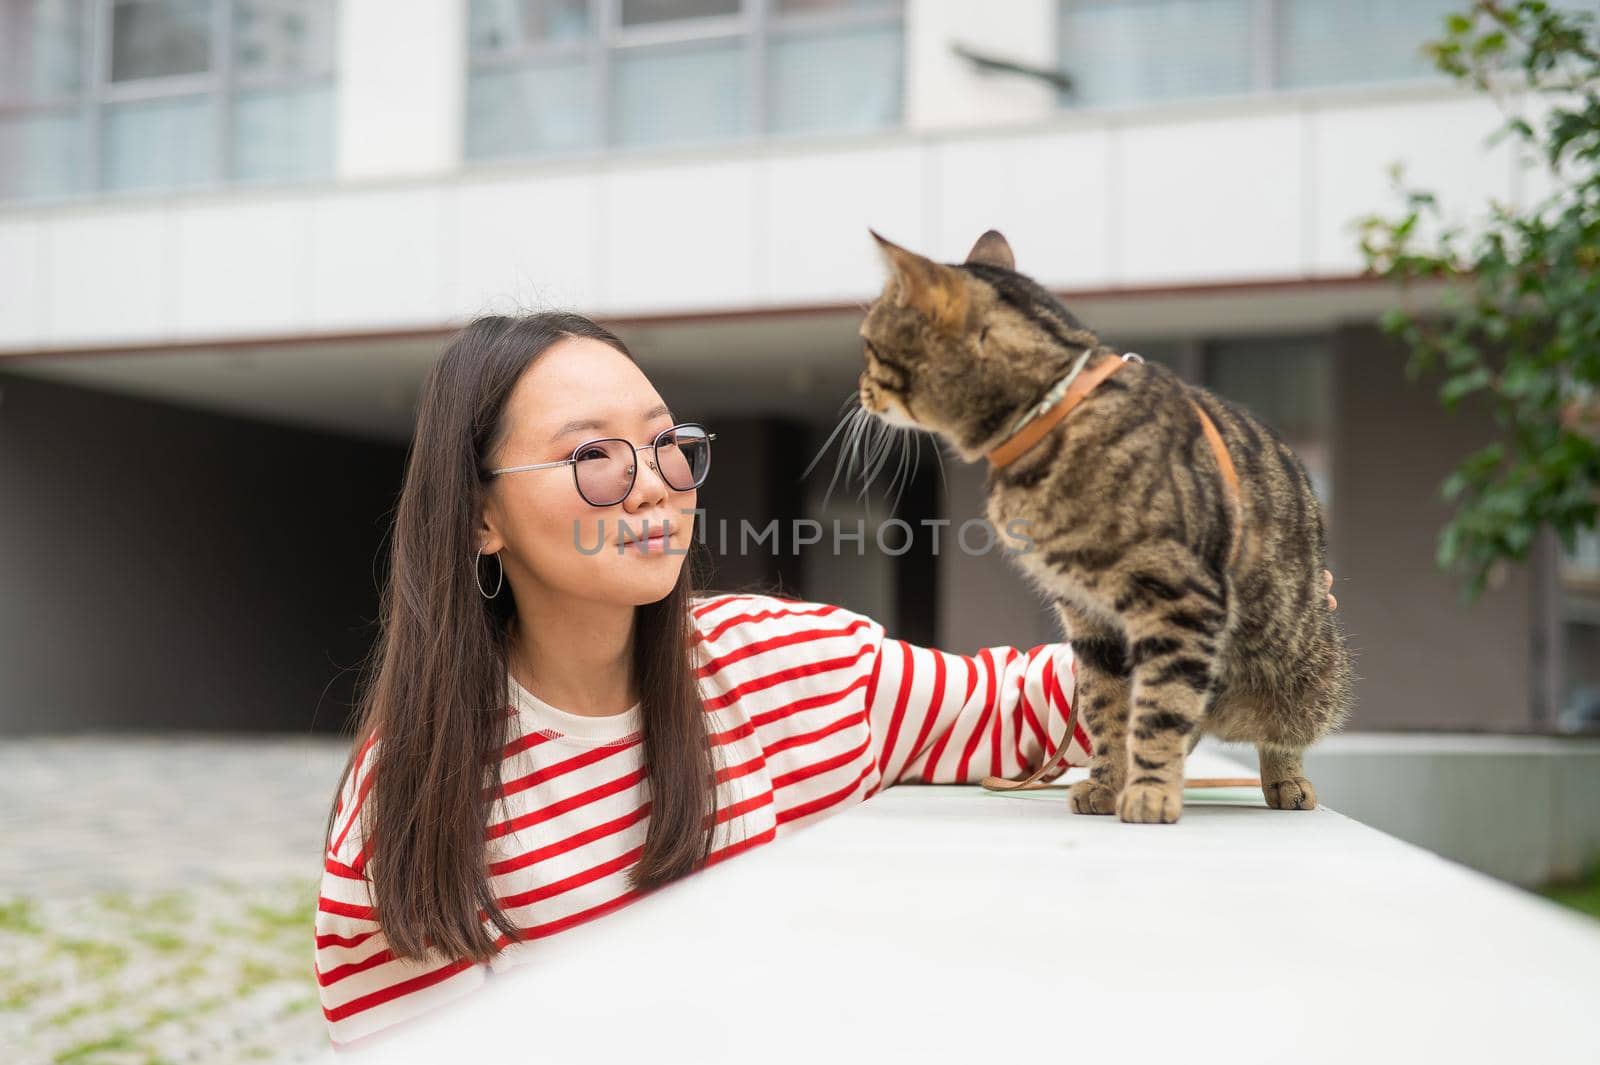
[{"x1": 1357, "y1": 0, "x2": 1600, "y2": 603}]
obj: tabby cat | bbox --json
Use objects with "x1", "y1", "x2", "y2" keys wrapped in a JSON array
[{"x1": 856, "y1": 228, "x2": 1353, "y2": 824}]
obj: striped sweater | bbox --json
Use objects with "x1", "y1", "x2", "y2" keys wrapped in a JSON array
[{"x1": 315, "y1": 592, "x2": 1086, "y2": 1048}]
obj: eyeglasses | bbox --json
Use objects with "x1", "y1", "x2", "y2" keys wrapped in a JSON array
[{"x1": 484, "y1": 421, "x2": 715, "y2": 507}]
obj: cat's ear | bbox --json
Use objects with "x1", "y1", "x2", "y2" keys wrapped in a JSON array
[
  {"x1": 964, "y1": 230, "x2": 1015, "y2": 271},
  {"x1": 869, "y1": 229, "x2": 969, "y2": 330}
]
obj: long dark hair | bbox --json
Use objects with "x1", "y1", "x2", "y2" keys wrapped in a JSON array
[{"x1": 323, "y1": 311, "x2": 722, "y2": 963}]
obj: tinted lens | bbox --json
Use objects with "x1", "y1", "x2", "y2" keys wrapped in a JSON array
[
  {"x1": 573, "y1": 438, "x2": 635, "y2": 505},
  {"x1": 655, "y1": 425, "x2": 710, "y2": 490}
]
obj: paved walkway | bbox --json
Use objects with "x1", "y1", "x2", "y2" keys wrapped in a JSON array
[{"x1": 0, "y1": 733, "x2": 352, "y2": 1065}]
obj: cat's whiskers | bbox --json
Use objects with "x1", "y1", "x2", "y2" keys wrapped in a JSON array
[
  {"x1": 827, "y1": 403, "x2": 871, "y2": 511},
  {"x1": 886, "y1": 424, "x2": 914, "y2": 515},
  {"x1": 802, "y1": 393, "x2": 861, "y2": 483},
  {"x1": 858, "y1": 416, "x2": 895, "y2": 500},
  {"x1": 803, "y1": 393, "x2": 949, "y2": 516}
]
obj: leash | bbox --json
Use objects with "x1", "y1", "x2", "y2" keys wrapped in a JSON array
[{"x1": 981, "y1": 350, "x2": 1251, "y2": 793}]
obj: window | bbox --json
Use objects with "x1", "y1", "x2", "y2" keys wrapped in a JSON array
[
  {"x1": 1204, "y1": 334, "x2": 1333, "y2": 508},
  {"x1": 1115, "y1": 334, "x2": 1333, "y2": 510},
  {"x1": 0, "y1": 0, "x2": 337, "y2": 202},
  {"x1": 1558, "y1": 529, "x2": 1600, "y2": 732},
  {"x1": 465, "y1": 0, "x2": 904, "y2": 162},
  {"x1": 1057, "y1": 0, "x2": 1256, "y2": 107},
  {"x1": 1277, "y1": 0, "x2": 1464, "y2": 89},
  {"x1": 1056, "y1": 0, "x2": 1475, "y2": 109}
]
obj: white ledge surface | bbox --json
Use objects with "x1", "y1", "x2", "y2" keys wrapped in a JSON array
[{"x1": 329, "y1": 749, "x2": 1600, "y2": 1064}]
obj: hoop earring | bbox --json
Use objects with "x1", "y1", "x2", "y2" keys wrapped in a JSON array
[{"x1": 476, "y1": 548, "x2": 504, "y2": 599}]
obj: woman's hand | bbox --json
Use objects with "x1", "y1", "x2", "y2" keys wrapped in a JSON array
[{"x1": 1324, "y1": 569, "x2": 1337, "y2": 612}]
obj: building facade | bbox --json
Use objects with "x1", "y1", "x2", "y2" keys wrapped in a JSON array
[{"x1": 0, "y1": 0, "x2": 1592, "y2": 734}]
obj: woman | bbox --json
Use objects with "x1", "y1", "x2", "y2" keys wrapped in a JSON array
[{"x1": 313, "y1": 311, "x2": 1336, "y2": 1049}]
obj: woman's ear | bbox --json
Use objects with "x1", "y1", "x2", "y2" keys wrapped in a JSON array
[{"x1": 476, "y1": 498, "x2": 505, "y2": 556}]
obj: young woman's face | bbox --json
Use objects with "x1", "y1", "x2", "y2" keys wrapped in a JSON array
[{"x1": 477, "y1": 336, "x2": 698, "y2": 609}]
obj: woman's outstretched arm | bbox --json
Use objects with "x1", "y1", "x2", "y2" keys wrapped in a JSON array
[{"x1": 862, "y1": 632, "x2": 1087, "y2": 791}]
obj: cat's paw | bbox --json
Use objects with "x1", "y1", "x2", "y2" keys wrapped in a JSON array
[
  {"x1": 1116, "y1": 782, "x2": 1182, "y2": 824},
  {"x1": 1069, "y1": 779, "x2": 1118, "y2": 815},
  {"x1": 1263, "y1": 776, "x2": 1318, "y2": 810}
]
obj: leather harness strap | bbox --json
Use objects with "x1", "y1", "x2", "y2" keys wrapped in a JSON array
[
  {"x1": 1187, "y1": 397, "x2": 1244, "y2": 569},
  {"x1": 985, "y1": 354, "x2": 1129, "y2": 470},
  {"x1": 980, "y1": 361, "x2": 1250, "y2": 793}
]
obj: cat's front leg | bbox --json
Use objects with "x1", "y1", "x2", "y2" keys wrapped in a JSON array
[
  {"x1": 1055, "y1": 603, "x2": 1131, "y2": 816},
  {"x1": 1115, "y1": 576, "x2": 1228, "y2": 824}
]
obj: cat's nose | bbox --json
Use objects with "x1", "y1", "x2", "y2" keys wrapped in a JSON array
[{"x1": 858, "y1": 374, "x2": 881, "y2": 412}]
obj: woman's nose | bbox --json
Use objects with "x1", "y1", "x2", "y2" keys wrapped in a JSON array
[{"x1": 627, "y1": 456, "x2": 670, "y2": 504}]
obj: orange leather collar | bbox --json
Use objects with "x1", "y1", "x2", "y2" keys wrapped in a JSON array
[
  {"x1": 986, "y1": 353, "x2": 1128, "y2": 469},
  {"x1": 984, "y1": 354, "x2": 1244, "y2": 566}
]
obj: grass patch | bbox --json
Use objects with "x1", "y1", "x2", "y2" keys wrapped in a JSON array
[
  {"x1": 3, "y1": 877, "x2": 328, "y2": 1063},
  {"x1": 0, "y1": 898, "x2": 43, "y2": 935},
  {"x1": 1540, "y1": 857, "x2": 1600, "y2": 920},
  {"x1": 50, "y1": 938, "x2": 129, "y2": 978}
]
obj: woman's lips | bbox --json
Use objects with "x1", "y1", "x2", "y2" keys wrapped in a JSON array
[{"x1": 620, "y1": 525, "x2": 671, "y2": 553}]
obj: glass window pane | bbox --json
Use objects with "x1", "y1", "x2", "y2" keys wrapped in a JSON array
[
  {"x1": 111, "y1": 0, "x2": 214, "y2": 82},
  {"x1": 769, "y1": 24, "x2": 901, "y2": 135},
  {"x1": 777, "y1": 0, "x2": 896, "y2": 12},
  {"x1": 620, "y1": 0, "x2": 739, "y2": 27},
  {"x1": 1059, "y1": 0, "x2": 1254, "y2": 106},
  {"x1": 231, "y1": 83, "x2": 332, "y2": 181},
  {"x1": 233, "y1": 0, "x2": 335, "y2": 77},
  {"x1": 467, "y1": 58, "x2": 597, "y2": 159},
  {"x1": 0, "y1": 108, "x2": 89, "y2": 199},
  {"x1": 611, "y1": 40, "x2": 746, "y2": 147},
  {"x1": 469, "y1": 0, "x2": 591, "y2": 53},
  {"x1": 0, "y1": 0, "x2": 85, "y2": 101},
  {"x1": 1279, "y1": 0, "x2": 1461, "y2": 89},
  {"x1": 102, "y1": 94, "x2": 214, "y2": 190},
  {"x1": 1205, "y1": 335, "x2": 1333, "y2": 507},
  {"x1": 1559, "y1": 529, "x2": 1600, "y2": 731}
]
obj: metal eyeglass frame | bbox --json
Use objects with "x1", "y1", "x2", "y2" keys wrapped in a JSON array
[{"x1": 483, "y1": 421, "x2": 716, "y2": 507}]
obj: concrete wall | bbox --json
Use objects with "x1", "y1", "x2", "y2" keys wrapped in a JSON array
[
  {"x1": 0, "y1": 371, "x2": 403, "y2": 735},
  {"x1": 936, "y1": 454, "x2": 1061, "y2": 656},
  {"x1": 1328, "y1": 324, "x2": 1536, "y2": 731},
  {"x1": 1207, "y1": 733, "x2": 1600, "y2": 887},
  {"x1": 694, "y1": 416, "x2": 809, "y2": 599}
]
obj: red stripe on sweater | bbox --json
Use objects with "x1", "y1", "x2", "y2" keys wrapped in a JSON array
[
  {"x1": 499, "y1": 739, "x2": 640, "y2": 800},
  {"x1": 904, "y1": 650, "x2": 946, "y2": 783},
  {"x1": 316, "y1": 928, "x2": 380, "y2": 950},
  {"x1": 322, "y1": 958, "x2": 479, "y2": 1022},
  {"x1": 697, "y1": 601, "x2": 840, "y2": 643},
  {"x1": 690, "y1": 592, "x2": 759, "y2": 620},
  {"x1": 875, "y1": 640, "x2": 916, "y2": 779},
  {"x1": 921, "y1": 654, "x2": 977, "y2": 783},
  {"x1": 485, "y1": 766, "x2": 647, "y2": 841},
  {"x1": 488, "y1": 803, "x2": 652, "y2": 878},
  {"x1": 771, "y1": 735, "x2": 871, "y2": 791},
  {"x1": 698, "y1": 618, "x2": 872, "y2": 678},
  {"x1": 331, "y1": 736, "x2": 380, "y2": 856},
  {"x1": 761, "y1": 706, "x2": 865, "y2": 758},
  {"x1": 499, "y1": 846, "x2": 644, "y2": 910},
  {"x1": 955, "y1": 649, "x2": 999, "y2": 782},
  {"x1": 703, "y1": 645, "x2": 874, "y2": 712},
  {"x1": 776, "y1": 760, "x2": 872, "y2": 825},
  {"x1": 748, "y1": 673, "x2": 870, "y2": 730}
]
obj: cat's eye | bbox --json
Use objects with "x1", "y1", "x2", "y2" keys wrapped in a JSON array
[{"x1": 979, "y1": 326, "x2": 991, "y2": 344}]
